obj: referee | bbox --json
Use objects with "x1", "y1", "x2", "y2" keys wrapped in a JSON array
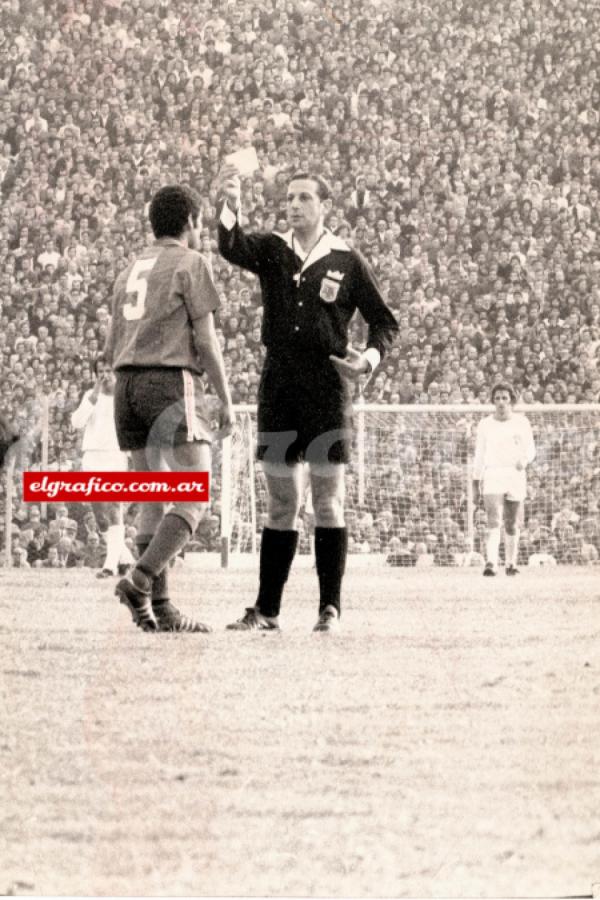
[{"x1": 218, "y1": 165, "x2": 398, "y2": 632}]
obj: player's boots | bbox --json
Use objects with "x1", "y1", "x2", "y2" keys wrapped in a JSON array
[
  {"x1": 115, "y1": 575, "x2": 158, "y2": 631},
  {"x1": 505, "y1": 565, "x2": 520, "y2": 575},
  {"x1": 226, "y1": 607, "x2": 280, "y2": 631},
  {"x1": 313, "y1": 604, "x2": 340, "y2": 633},
  {"x1": 483, "y1": 562, "x2": 497, "y2": 576},
  {"x1": 153, "y1": 600, "x2": 211, "y2": 633}
]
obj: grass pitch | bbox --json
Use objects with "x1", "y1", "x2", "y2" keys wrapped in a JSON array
[{"x1": 1, "y1": 561, "x2": 599, "y2": 898}]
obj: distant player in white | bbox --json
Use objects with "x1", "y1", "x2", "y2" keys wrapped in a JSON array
[
  {"x1": 472, "y1": 382, "x2": 536, "y2": 576},
  {"x1": 71, "y1": 356, "x2": 134, "y2": 577}
]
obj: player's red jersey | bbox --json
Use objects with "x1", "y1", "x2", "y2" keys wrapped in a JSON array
[{"x1": 108, "y1": 238, "x2": 219, "y2": 374}]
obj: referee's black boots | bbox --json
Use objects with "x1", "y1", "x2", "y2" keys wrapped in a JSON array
[
  {"x1": 313, "y1": 605, "x2": 340, "y2": 632},
  {"x1": 315, "y1": 526, "x2": 347, "y2": 618}
]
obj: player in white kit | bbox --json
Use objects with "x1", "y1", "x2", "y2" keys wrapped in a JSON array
[
  {"x1": 472, "y1": 383, "x2": 536, "y2": 576},
  {"x1": 71, "y1": 356, "x2": 134, "y2": 577}
]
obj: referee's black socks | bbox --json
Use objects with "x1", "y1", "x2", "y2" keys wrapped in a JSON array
[
  {"x1": 256, "y1": 527, "x2": 298, "y2": 619},
  {"x1": 315, "y1": 526, "x2": 347, "y2": 617}
]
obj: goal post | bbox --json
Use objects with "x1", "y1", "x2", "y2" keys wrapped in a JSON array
[
  {"x1": 219, "y1": 402, "x2": 600, "y2": 568},
  {"x1": 219, "y1": 433, "x2": 232, "y2": 569},
  {"x1": 219, "y1": 405, "x2": 259, "y2": 565}
]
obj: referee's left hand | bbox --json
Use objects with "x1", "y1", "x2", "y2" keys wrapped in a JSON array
[{"x1": 329, "y1": 347, "x2": 370, "y2": 381}]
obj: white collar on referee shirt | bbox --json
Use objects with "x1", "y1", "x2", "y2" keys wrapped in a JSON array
[{"x1": 273, "y1": 228, "x2": 350, "y2": 270}]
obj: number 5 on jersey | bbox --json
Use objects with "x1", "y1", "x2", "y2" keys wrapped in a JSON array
[{"x1": 123, "y1": 257, "x2": 158, "y2": 321}]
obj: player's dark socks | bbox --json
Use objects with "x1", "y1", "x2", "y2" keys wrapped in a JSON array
[
  {"x1": 151, "y1": 567, "x2": 169, "y2": 603},
  {"x1": 256, "y1": 528, "x2": 298, "y2": 618},
  {"x1": 130, "y1": 566, "x2": 152, "y2": 594},
  {"x1": 136, "y1": 513, "x2": 192, "y2": 579},
  {"x1": 152, "y1": 597, "x2": 170, "y2": 610},
  {"x1": 135, "y1": 540, "x2": 150, "y2": 563},
  {"x1": 136, "y1": 539, "x2": 169, "y2": 603},
  {"x1": 315, "y1": 526, "x2": 347, "y2": 616}
]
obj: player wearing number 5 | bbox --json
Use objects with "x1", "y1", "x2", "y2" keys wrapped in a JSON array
[
  {"x1": 472, "y1": 383, "x2": 536, "y2": 577},
  {"x1": 105, "y1": 185, "x2": 234, "y2": 632}
]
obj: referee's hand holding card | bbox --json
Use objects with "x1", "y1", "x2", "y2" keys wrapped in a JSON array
[
  {"x1": 219, "y1": 163, "x2": 241, "y2": 212},
  {"x1": 329, "y1": 346, "x2": 372, "y2": 381}
]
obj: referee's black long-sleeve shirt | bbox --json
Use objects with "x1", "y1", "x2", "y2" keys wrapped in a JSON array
[{"x1": 218, "y1": 210, "x2": 399, "y2": 365}]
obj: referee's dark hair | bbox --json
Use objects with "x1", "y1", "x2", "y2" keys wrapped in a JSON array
[
  {"x1": 289, "y1": 172, "x2": 332, "y2": 201},
  {"x1": 149, "y1": 185, "x2": 201, "y2": 239},
  {"x1": 491, "y1": 381, "x2": 517, "y2": 403}
]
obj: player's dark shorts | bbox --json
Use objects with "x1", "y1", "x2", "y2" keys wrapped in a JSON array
[
  {"x1": 114, "y1": 367, "x2": 212, "y2": 452},
  {"x1": 256, "y1": 353, "x2": 353, "y2": 465}
]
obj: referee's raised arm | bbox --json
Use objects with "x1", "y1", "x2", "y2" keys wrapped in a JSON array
[
  {"x1": 219, "y1": 164, "x2": 241, "y2": 215},
  {"x1": 216, "y1": 164, "x2": 269, "y2": 275}
]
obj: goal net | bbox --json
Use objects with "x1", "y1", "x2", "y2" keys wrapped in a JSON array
[{"x1": 220, "y1": 403, "x2": 600, "y2": 568}]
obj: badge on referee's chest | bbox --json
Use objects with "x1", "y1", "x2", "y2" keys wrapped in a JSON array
[{"x1": 320, "y1": 276, "x2": 340, "y2": 303}]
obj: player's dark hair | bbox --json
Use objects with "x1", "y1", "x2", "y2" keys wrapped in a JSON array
[
  {"x1": 491, "y1": 381, "x2": 517, "y2": 403},
  {"x1": 149, "y1": 185, "x2": 201, "y2": 238},
  {"x1": 289, "y1": 172, "x2": 332, "y2": 201},
  {"x1": 92, "y1": 355, "x2": 107, "y2": 376}
]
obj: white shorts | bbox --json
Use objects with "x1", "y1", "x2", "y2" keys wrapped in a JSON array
[
  {"x1": 482, "y1": 466, "x2": 526, "y2": 502},
  {"x1": 82, "y1": 450, "x2": 129, "y2": 473}
]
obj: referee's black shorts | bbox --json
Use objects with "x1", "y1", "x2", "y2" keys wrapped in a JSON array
[{"x1": 256, "y1": 354, "x2": 353, "y2": 465}]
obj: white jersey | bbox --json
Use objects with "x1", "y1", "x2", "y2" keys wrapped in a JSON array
[
  {"x1": 71, "y1": 390, "x2": 128, "y2": 470},
  {"x1": 473, "y1": 413, "x2": 536, "y2": 500}
]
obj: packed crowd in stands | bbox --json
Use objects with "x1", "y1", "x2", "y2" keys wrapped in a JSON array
[
  {"x1": 0, "y1": 0, "x2": 599, "y2": 565},
  {"x1": 5, "y1": 498, "x2": 222, "y2": 569}
]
